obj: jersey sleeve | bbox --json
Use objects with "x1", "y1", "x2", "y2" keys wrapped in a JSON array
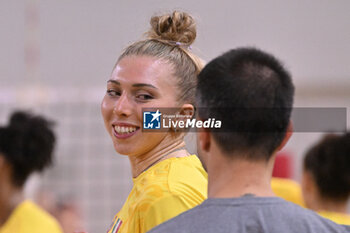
[{"x1": 141, "y1": 194, "x2": 190, "y2": 232}]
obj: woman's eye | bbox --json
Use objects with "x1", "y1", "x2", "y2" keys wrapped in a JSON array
[
  {"x1": 106, "y1": 89, "x2": 121, "y2": 97},
  {"x1": 136, "y1": 94, "x2": 153, "y2": 101}
]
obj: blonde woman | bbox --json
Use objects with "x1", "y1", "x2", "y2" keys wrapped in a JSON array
[{"x1": 101, "y1": 11, "x2": 207, "y2": 233}]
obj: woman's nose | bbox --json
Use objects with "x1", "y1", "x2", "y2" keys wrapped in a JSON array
[{"x1": 113, "y1": 93, "x2": 133, "y2": 117}]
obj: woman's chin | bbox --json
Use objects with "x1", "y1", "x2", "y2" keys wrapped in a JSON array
[
  {"x1": 113, "y1": 144, "x2": 137, "y2": 156},
  {"x1": 114, "y1": 148, "x2": 131, "y2": 156}
]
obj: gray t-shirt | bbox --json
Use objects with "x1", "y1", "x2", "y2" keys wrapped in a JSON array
[{"x1": 148, "y1": 196, "x2": 350, "y2": 233}]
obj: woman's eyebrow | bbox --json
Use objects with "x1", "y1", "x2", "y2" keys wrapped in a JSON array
[
  {"x1": 107, "y1": 80, "x2": 120, "y2": 85},
  {"x1": 107, "y1": 80, "x2": 157, "y2": 90},
  {"x1": 132, "y1": 83, "x2": 158, "y2": 89}
]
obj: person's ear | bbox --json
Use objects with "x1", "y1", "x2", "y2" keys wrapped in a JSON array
[
  {"x1": 198, "y1": 129, "x2": 211, "y2": 152},
  {"x1": 301, "y1": 170, "x2": 318, "y2": 209},
  {"x1": 179, "y1": 104, "x2": 195, "y2": 119},
  {"x1": 171, "y1": 104, "x2": 195, "y2": 134},
  {"x1": 0, "y1": 155, "x2": 5, "y2": 169},
  {"x1": 0, "y1": 155, "x2": 11, "y2": 181},
  {"x1": 301, "y1": 171, "x2": 314, "y2": 193},
  {"x1": 276, "y1": 121, "x2": 293, "y2": 151}
]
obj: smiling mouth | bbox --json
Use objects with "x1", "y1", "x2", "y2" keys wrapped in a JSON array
[{"x1": 114, "y1": 125, "x2": 138, "y2": 134}]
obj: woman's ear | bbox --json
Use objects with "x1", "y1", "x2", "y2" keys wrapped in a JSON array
[
  {"x1": 179, "y1": 104, "x2": 195, "y2": 119},
  {"x1": 170, "y1": 104, "x2": 195, "y2": 135}
]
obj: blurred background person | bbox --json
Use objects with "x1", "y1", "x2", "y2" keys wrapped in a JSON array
[
  {"x1": 55, "y1": 197, "x2": 85, "y2": 233},
  {"x1": 302, "y1": 133, "x2": 350, "y2": 225},
  {"x1": 271, "y1": 176, "x2": 305, "y2": 207},
  {"x1": 35, "y1": 190, "x2": 86, "y2": 233},
  {"x1": 0, "y1": 111, "x2": 63, "y2": 233}
]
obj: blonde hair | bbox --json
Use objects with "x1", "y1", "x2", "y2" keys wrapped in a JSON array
[{"x1": 117, "y1": 11, "x2": 204, "y2": 105}]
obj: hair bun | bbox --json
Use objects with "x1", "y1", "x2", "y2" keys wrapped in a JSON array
[
  {"x1": 9, "y1": 111, "x2": 33, "y2": 129},
  {"x1": 147, "y1": 11, "x2": 197, "y2": 46}
]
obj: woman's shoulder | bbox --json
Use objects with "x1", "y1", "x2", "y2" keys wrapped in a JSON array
[
  {"x1": 133, "y1": 155, "x2": 207, "y2": 205},
  {"x1": 167, "y1": 155, "x2": 207, "y2": 183},
  {"x1": 136, "y1": 155, "x2": 207, "y2": 185},
  {"x1": 167, "y1": 155, "x2": 207, "y2": 198}
]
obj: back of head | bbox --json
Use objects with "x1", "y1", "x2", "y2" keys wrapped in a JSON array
[
  {"x1": 117, "y1": 11, "x2": 204, "y2": 105},
  {"x1": 196, "y1": 47, "x2": 294, "y2": 160},
  {"x1": 0, "y1": 111, "x2": 55, "y2": 187},
  {"x1": 304, "y1": 133, "x2": 350, "y2": 202}
]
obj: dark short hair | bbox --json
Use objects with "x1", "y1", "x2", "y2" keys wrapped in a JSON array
[
  {"x1": 0, "y1": 111, "x2": 55, "y2": 187},
  {"x1": 196, "y1": 47, "x2": 294, "y2": 160},
  {"x1": 304, "y1": 133, "x2": 350, "y2": 201}
]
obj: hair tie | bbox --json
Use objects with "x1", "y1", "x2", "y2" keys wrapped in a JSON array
[{"x1": 173, "y1": 41, "x2": 192, "y2": 50}]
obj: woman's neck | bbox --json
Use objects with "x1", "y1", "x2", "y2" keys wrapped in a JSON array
[
  {"x1": 0, "y1": 182, "x2": 24, "y2": 226},
  {"x1": 128, "y1": 135, "x2": 189, "y2": 178}
]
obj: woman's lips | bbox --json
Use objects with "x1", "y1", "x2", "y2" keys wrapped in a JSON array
[{"x1": 112, "y1": 124, "x2": 140, "y2": 139}]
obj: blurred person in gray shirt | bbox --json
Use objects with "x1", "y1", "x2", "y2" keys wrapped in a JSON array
[{"x1": 148, "y1": 47, "x2": 350, "y2": 233}]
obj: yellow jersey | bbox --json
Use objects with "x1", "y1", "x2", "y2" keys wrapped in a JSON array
[
  {"x1": 107, "y1": 155, "x2": 207, "y2": 233},
  {"x1": 271, "y1": 177, "x2": 305, "y2": 207},
  {"x1": 0, "y1": 200, "x2": 63, "y2": 233},
  {"x1": 318, "y1": 211, "x2": 350, "y2": 225}
]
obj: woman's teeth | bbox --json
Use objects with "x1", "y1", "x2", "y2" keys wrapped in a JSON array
[{"x1": 114, "y1": 125, "x2": 137, "y2": 134}]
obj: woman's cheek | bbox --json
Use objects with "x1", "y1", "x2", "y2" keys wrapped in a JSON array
[{"x1": 101, "y1": 96, "x2": 114, "y2": 123}]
